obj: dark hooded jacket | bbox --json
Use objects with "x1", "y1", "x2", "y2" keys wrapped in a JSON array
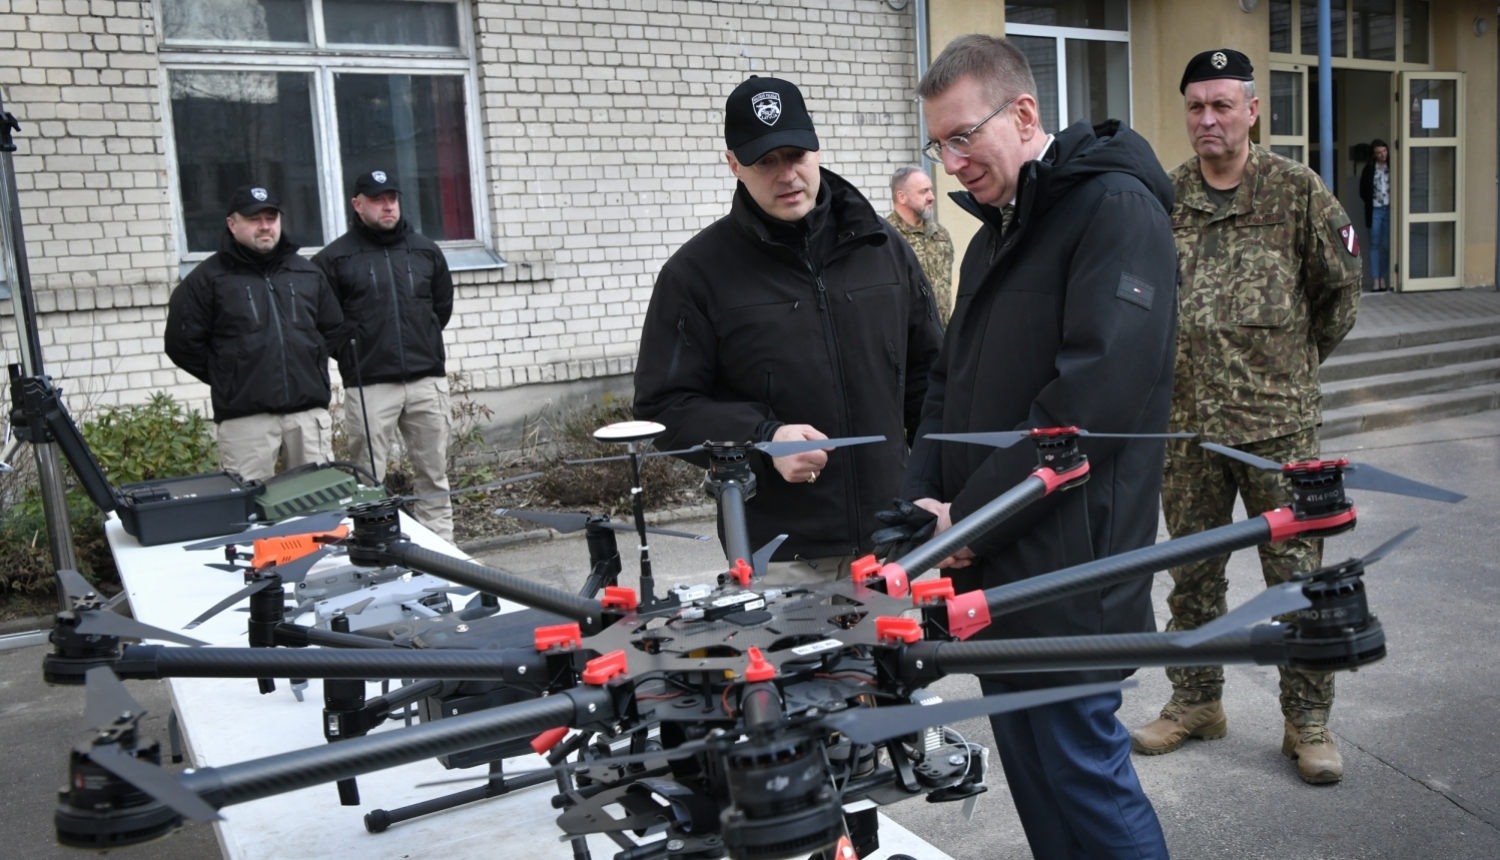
[
  {"x1": 165, "y1": 231, "x2": 346, "y2": 422},
  {"x1": 902, "y1": 120, "x2": 1178, "y2": 688},
  {"x1": 634, "y1": 168, "x2": 945, "y2": 561},
  {"x1": 312, "y1": 216, "x2": 454, "y2": 386}
]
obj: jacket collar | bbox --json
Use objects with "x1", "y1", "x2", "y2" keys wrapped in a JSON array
[
  {"x1": 888, "y1": 210, "x2": 938, "y2": 239},
  {"x1": 219, "y1": 228, "x2": 298, "y2": 274},
  {"x1": 1179, "y1": 143, "x2": 1271, "y2": 219},
  {"x1": 730, "y1": 167, "x2": 888, "y2": 257},
  {"x1": 352, "y1": 214, "x2": 411, "y2": 247}
]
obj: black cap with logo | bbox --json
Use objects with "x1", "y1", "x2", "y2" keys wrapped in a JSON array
[
  {"x1": 227, "y1": 185, "x2": 281, "y2": 217},
  {"x1": 353, "y1": 169, "x2": 400, "y2": 198},
  {"x1": 724, "y1": 75, "x2": 819, "y2": 165},
  {"x1": 1180, "y1": 49, "x2": 1255, "y2": 94}
]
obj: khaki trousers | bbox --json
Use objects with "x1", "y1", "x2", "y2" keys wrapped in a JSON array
[
  {"x1": 344, "y1": 377, "x2": 452, "y2": 541},
  {"x1": 217, "y1": 408, "x2": 333, "y2": 484},
  {"x1": 761, "y1": 555, "x2": 856, "y2": 586}
]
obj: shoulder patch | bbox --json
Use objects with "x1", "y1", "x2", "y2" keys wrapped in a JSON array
[
  {"x1": 1338, "y1": 223, "x2": 1360, "y2": 258},
  {"x1": 1117, "y1": 273, "x2": 1155, "y2": 310}
]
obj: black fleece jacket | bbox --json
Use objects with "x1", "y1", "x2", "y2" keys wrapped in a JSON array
[
  {"x1": 165, "y1": 231, "x2": 346, "y2": 422},
  {"x1": 312, "y1": 217, "x2": 454, "y2": 387},
  {"x1": 634, "y1": 168, "x2": 944, "y2": 561},
  {"x1": 903, "y1": 120, "x2": 1179, "y2": 688}
]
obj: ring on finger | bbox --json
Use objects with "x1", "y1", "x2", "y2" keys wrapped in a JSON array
[{"x1": 807, "y1": 471, "x2": 818, "y2": 484}]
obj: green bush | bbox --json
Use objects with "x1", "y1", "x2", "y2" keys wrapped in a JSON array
[{"x1": 0, "y1": 392, "x2": 217, "y2": 603}]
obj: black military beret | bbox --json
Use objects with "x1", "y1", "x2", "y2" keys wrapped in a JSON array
[{"x1": 1180, "y1": 49, "x2": 1255, "y2": 94}]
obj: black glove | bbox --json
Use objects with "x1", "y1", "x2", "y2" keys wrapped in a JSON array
[{"x1": 871, "y1": 498, "x2": 938, "y2": 561}]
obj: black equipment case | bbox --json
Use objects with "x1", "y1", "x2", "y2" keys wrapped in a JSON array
[{"x1": 115, "y1": 472, "x2": 263, "y2": 547}]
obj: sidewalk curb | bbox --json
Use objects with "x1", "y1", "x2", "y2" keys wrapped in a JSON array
[
  {"x1": 0, "y1": 614, "x2": 53, "y2": 635},
  {"x1": 457, "y1": 502, "x2": 717, "y2": 555}
]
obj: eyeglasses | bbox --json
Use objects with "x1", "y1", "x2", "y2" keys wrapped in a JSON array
[{"x1": 922, "y1": 97, "x2": 1017, "y2": 163}]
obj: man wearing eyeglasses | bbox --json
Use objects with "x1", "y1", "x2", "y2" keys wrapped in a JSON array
[
  {"x1": 899, "y1": 35, "x2": 1176, "y2": 859},
  {"x1": 633, "y1": 75, "x2": 943, "y2": 583}
]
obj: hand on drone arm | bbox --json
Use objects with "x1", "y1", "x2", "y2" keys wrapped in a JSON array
[
  {"x1": 630, "y1": 269, "x2": 775, "y2": 460},
  {"x1": 769, "y1": 424, "x2": 830, "y2": 483},
  {"x1": 911, "y1": 498, "x2": 974, "y2": 568}
]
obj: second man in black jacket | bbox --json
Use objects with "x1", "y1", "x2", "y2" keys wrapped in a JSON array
[
  {"x1": 314, "y1": 171, "x2": 457, "y2": 540},
  {"x1": 633, "y1": 76, "x2": 944, "y2": 580}
]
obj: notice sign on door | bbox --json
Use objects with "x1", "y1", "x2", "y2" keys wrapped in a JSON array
[{"x1": 1421, "y1": 98, "x2": 1441, "y2": 129}]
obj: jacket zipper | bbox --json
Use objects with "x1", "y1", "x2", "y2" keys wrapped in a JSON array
[
  {"x1": 802, "y1": 234, "x2": 860, "y2": 555},
  {"x1": 667, "y1": 314, "x2": 687, "y2": 381},
  {"x1": 265, "y1": 276, "x2": 290, "y2": 405},
  {"x1": 244, "y1": 284, "x2": 259, "y2": 326},
  {"x1": 288, "y1": 282, "x2": 298, "y2": 323},
  {"x1": 886, "y1": 340, "x2": 904, "y2": 392},
  {"x1": 379, "y1": 252, "x2": 409, "y2": 379},
  {"x1": 764, "y1": 369, "x2": 774, "y2": 404}
]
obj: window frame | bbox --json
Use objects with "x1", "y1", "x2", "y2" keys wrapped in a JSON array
[
  {"x1": 155, "y1": 0, "x2": 493, "y2": 265},
  {"x1": 1003, "y1": 16, "x2": 1134, "y2": 131},
  {"x1": 1270, "y1": 0, "x2": 1434, "y2": 70}
]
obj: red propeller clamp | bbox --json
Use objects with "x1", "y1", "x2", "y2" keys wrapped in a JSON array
[
  {"x1": 581, "y1": 650, "x2": 628, "y2": 685},
  {"x1": 534, "y1": 622, "x2": 583, "y2": 653},
  {"x1": 744, "y1": 647, "x2": 775, "y2": 682},
  {"x1": 729, "y1": 558, "x2": 753, "y2": 587},
  {"x1": 530, "y1": 726, "x2": 569, "y2": 755},
  {"x1": 876, "y1": 616, "x2": 922, "y2": 644},
  {"x1": 601, "y1": 586, "x2": 638, "y2": 611}
]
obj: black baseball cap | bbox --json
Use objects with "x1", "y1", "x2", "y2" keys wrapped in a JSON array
[
  {"x1": 724, "y1": 76, "x2": 819, "y2": 165},
  {"x1": 353, "y1": 169, "x2": 400, "y2": 197},
  {"x1": 1180, "y1": 49, "x2": 1255, "y2": 94},
  {"x1": 227, "y1": 185, "x2": 280, "y2": 216}
]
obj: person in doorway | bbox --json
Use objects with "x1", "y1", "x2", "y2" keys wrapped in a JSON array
[
  {"x1": 1359, "y1": 139, "x2": 1392, "y2": 292},
  {"x1": 633, "y1": 75, "x2": 943, "y2": 584},
  {"x1": 1130, "y1": 49, "x2": 1362, "y2": 785},
  {"x1": 165, "y1": 185, "x2": 346, "y2": 483},
  {"x1": 313, "y1": 170, "x2": 456, "y2": 541},
  {"x1": 887, "y1": 165, "x2": 955, "y2": 327}
]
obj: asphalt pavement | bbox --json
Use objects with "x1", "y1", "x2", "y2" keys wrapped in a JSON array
[{"x1": 5, "y1": 411, "x2": 1500, "y2": 859}]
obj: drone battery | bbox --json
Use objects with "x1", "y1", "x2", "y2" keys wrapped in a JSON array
[{"x1": 115, "y1": 472, "x2": 262, "y2": 547}]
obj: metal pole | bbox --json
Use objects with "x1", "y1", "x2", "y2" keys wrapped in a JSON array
[
  {"x1": 0, "y1": 91, "x2": 77, "y2": 575},
  {"x1": 915, "y1": 0, "x2": 930, "y2": 175},
  {"x1": 1318, "y1": 0, "x2": 1334, "y2": 189}
]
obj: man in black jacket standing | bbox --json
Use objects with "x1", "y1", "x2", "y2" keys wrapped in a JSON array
[
  {"x1": 166, "y1": 186, "x2": 346, "y2": 483},
  {"x1": 633, "y1": 76, "x2": 942, "y2": 581},
  {"x1": 906, "y1": 35, "x2": 1176, "y2": 858},
  {"x1": 314, "y1": 171, "x2": 456, "y2": 540}
]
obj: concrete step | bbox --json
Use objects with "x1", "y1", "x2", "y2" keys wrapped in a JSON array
[
  {"x1": 1320, "y1": 334, "x2": 1500, "y2": 382},
  {"x1": 1331, "y1": 314, "x2": 1500, "y2": 356},
  {"x1": 1321, "y1": 383, "x2": 1500, "y2": 438},
  {"x1": 1321, "y1": 358, "x2": 1500, "y2": 410}
]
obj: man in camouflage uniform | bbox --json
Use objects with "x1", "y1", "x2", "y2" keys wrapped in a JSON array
[
  {"x1": 1129, "y1": 49, "x2": 1361, "y2": 785},
  {"x1": 887, "y1": 165, "x2": 955, "y2": 327}
]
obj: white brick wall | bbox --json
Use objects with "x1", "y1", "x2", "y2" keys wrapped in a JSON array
[{"x1": 0, "y1": 0, "x2": 920, "y2": 418}]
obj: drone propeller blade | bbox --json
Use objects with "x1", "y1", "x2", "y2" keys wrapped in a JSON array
[
  {"x1": 203, "y1": 562, "x2": 244, "y2": 574},
  {"x1": 265, "y1": 547, "x2": 332, "y2": 586},
  {"x1": 825, "y1": 680, "x2": 1133, "y2": 746},
  {"x1": 493, "y1": 508, "x2": 590, "y2": 533},
  {"x1": 598, "y1": 520, "x2": 711, "y2": 541},
  {"x1": 1361, "y1": 526, "x2": 1421, "y2": 564},
  {"x1": 86, "y1": 745, "x2": 222, "y2": 823},
  {"x1": 424, "y1": 585, "x2": 478, "y2": 596},
  {"x1": 76, "y1": 610, "x2": 208, "y2": 647},
  {"x1": 756, "y1": 435, "x2": 885, "y2": 458},
  {"x1": 751, "y1": 535, "x2": 789, "y2": 579},
  {"x1": 57, "y1": 569, "x2": 96, "y2": 605},
  {"x1": 1080, "y1": 431, "x2": 1197, "y2": 440},
  {"x1": 1342, "y1": 463, "x2": 1466, "y2": 503},
  {"x1": 183, "y1": 579, "x2": 277, "y2": 630},
  {"x1": 342, "y1": 596, "x2": 377, "y2": 617},
  {"x1": 1172, "y1": 582, "x2": 1310, "y2": 648},
  {"x1": 402, "y1": 471, "x2": 544, "y2": 505},
  {"x1": 82, "y1": 666, "x2": 145, "y2": 732},
  {"x1": 1198, "y1": 442, "x2": 1285, "y2": 471},
  {"x1": 923, "y1": 431, "x2": 1031, "y2": 449},
  {"x1": 183, "y1": 510, "x2": 348, "y2": 551},
  {"x1": 566, "y1": 445, "x2": 706, "y2": 466}
]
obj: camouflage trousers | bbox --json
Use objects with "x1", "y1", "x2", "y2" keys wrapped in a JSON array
[{"x1": 1160, "y1": 427, "x2": 1334, "y2": 716}]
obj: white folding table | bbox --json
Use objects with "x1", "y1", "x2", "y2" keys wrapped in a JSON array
[{"x1": 104, "y1": 514, "x2": 951, "y2": 860}]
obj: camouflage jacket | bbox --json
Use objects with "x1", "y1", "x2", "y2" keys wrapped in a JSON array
[
  {"x1": 888, "y1": 211, "x2": 955, "y2": 327},
  {"x1": 1170, "y1": 145, "x2": 1361, "y2": 446}
]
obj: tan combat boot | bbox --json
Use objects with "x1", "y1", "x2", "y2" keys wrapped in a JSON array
[
  {"x1": 1283, "y1": 710, "x2": 1343, "y2": 784},
  {"x1": 1130, "y1": 699, "x2": 1228, "y2": 755}
]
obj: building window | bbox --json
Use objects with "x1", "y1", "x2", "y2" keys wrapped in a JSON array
[
  {"x1": 1275, "y1": 0, "x2": 1429, "y2": 65},
  {"x1": 159, "y1": 0, "x2": 484, "y2": 258},
  {"x1": 1302, "y1": 0, "x2": 1348, "y2": 56},
  {"x1": 1005, "y1": 0, "x2": 1131, "y2": 130}
]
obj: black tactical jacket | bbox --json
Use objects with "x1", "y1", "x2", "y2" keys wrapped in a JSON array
[
  {"x1": 634, "y1": 168, "x2": 944, "y2": 561},
  {"x1": 165, "y1": 231, "x2": 346, "y2": 422},
  {"x1": 902, "y1": 121, "x2": 1179, "y2": 688},
  {"x1": 312, "y1": 217, "x2": 454, "y2": 386}
]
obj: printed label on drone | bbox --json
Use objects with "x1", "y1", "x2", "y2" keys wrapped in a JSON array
[
  {"x1": 712, "y1": 592, "x2": 761, "y2": 609},
  {"x1": 790, "y1": 639, "x2": 843, "y2": 657}
]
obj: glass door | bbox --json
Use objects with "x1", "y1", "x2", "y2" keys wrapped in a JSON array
[
  {"x1": 1268, "y1": 63, "x2": 1309, "y2": 165},
  {"x1": 1397, "y1": 71, "x2": 1463, "y2": 291}
]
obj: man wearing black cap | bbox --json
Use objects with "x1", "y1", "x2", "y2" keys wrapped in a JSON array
[
  {"x1": 633, "y1": 75, "x2": 943, "y2": 581},
  {"x1": 313, "y1": 170, "x2": 456, "y2": 541},
  {"x1": 165, "y1": 185, "x2": 347, "y2": 483},
  {"x1": 1129, "y1": 49, "x2": 1361, "y2": 785}
]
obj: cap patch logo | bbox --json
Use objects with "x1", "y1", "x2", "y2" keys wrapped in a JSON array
[
  {"x1": 372, "y1": 170, "x2": 387, "y2": 183},
  {"x1": 1211, "y1": 51, "x2": 1228, "y2": 70},
  {"x1": 251, "y1": 187, "x2": 268, "y2": 201},
  {"x1": 752, "y1": 92, "x2": 782, "y2": 126}
]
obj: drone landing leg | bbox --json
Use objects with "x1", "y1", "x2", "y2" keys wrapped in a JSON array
[
  {"x1": 363, "y1": 759, "x2": 554, "y2": 834},
  {"x1": 167, "y1": 709, "x2": 183, "y2": 764}
]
